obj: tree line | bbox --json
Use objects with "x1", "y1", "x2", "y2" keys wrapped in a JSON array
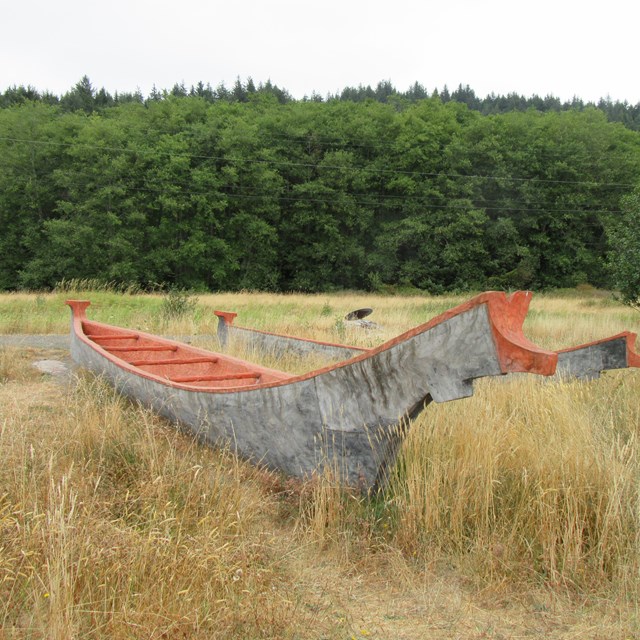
[
  {"x1": 4, "y1": 76, "x2": 640, "y2": 131},
  {"x1": 1, "y1": 77, "x2": 639, "y2": 294}
]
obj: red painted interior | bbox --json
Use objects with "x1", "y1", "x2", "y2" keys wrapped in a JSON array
[
  {"x1": 626, "y1": 333, "x2": 640, "y2": 368},
  {"x1": 77, "y1": 317, "x2": 292, "y2": 390}
]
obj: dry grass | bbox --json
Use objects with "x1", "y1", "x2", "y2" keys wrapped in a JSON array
[
  {"x1": 1, "y1": 348, "x2": 34, "y2": 384},
  {"x1": 0, "y1": 370, "x2": 336, "y2": 639},
  {"x1": 1, "y1": 286, "x2": 637, "y2": 348},
  {"x1": 1, "y1": 290, "x2": 640, "y2": 638},
  {"x1": 392, "y1": 374, "x2": 640, "y2": 591}
]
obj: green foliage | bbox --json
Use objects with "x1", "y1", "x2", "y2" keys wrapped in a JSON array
[
  {"x1": 608, "y1": 189, "x2": 640, "y2": 307},
  {"x1": 0, "y1": 90, "x2": 639, "y2": 294},
  {"x1": 160, "y1": 287, "x2": 198, "y2": 322}
]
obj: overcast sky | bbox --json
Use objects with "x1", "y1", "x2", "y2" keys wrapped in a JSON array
[{"x1": 3, "y1": 0, "x2": 638, "y2": 104}]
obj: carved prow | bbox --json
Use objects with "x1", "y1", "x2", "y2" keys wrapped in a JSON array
[
  {"x1": 214, "y1": 311, "x2": 237, "y2": 348},
  {"x1": 486, "y1": 291, "x2": 557, "y2": 376},
  {"x1": 66, "y1": 299, "x2": 91, "y2": 320}
]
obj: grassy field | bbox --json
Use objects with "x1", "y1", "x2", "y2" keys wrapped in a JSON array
[{"x1": 1, "y1": 287, "x2": 639, "y2": 638}]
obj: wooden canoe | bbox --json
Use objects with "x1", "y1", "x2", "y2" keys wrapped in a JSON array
[{"x1": 67, "y1": 292, "x2": 556, "y2": 490}]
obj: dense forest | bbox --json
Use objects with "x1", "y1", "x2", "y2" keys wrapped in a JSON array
[{"x1": 1, "y1": 76, "x2": 640, "y2": 294}]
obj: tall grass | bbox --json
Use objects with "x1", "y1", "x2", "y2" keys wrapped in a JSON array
[
  {"x1": 158, "y1": 287, "x2": 198, "y2": 324},
  {"x1": 389, "y1": 374, "x2": 640, "y2": 595},
  {"x1": 0, "y1": 374, "x2": 329, "y2": 638},
  {"x1": 54, "y1": 278, "x2": 147, "y2": 295},
  {"x1": 2, "y1": 289, "x2": 640, "y2": 637}
]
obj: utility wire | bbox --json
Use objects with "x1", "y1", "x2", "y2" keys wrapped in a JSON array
[
  {"x1": 5, "y1": 170, "x2": 623, "y2": 216},
  {"x1": 0, "y1": 135, "x2": 635, "y2": 189}
]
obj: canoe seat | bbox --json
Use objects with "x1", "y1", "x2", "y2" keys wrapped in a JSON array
[
  {"x1": 106, "y1": 345, "x2": 178, "y2": 352},
  {"x1": 128, "y1": 356, "x2": 219, "y2": 367},
  {"x1": 169, "y1": 372, "x2": 261, "y2": 383},
  {"x1": 86, "y1": 333, "x2": 139, "y2": 340}
]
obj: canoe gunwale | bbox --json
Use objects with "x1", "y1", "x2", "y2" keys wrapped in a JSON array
[
  {"x1": 67, "y1": 291, "x2": 558, "y2": 396},
  {"x1": 214, "y1": 310, "x2": 369, "y2": 355}
]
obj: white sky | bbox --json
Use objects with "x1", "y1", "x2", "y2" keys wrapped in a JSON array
[{"x1": 2, "y1": 0, "x2": 639, "y2": 104}]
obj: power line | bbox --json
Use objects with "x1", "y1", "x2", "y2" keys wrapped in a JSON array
[
  {"x1": 0, "y1": 135, "x2": 635, "y2": 189},
  {"x1": 215, "y1": 191, "x2": 621, "y2": 217},
  {"x1": 2, "y1": 168, "x2": 623, "y2": 216}
]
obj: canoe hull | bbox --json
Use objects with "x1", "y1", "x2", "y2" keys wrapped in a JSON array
[
  {"x1": 215, "y1": 311, "x2": 366, "y2": 361},
  {"x1": 68, "y1": 292, "x2": 557, "y2": 489}
]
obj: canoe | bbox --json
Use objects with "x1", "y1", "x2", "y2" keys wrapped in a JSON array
[
  {"x1": 216, "y1": 310, "x2": 640, "y2": 381},
  {"x1": 67, "y1": 292, "x2": 556, "y2": 490}
]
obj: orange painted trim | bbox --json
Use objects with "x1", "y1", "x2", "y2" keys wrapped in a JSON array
[
  {"x1": 626, "y1": 333, "x2": 640, "y2": 368},
  {"x1": 66, "y1": 299, "x2": 91, "y2": 320},
  {"x1": 170, "y1": 372, "x2": 260, "y2": 383},
  {"x1": 107, "y1": 345, "x2": 178, "y2": 352},
  {"x1": 214, "y1": 310, "x2": 237, "y2": 325},
  {"x1": 86, "y1": 333, "x2": 139, "y2": 340},
  {"x1": 129, "y1": 356, "x2": 218, "y2": 367},
  {"x1": 485, "y1": 291, "x2": 558, "y2": 376},
  {"x1": 557, "y1": 331, "x2": 632, "y2": 353}
]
